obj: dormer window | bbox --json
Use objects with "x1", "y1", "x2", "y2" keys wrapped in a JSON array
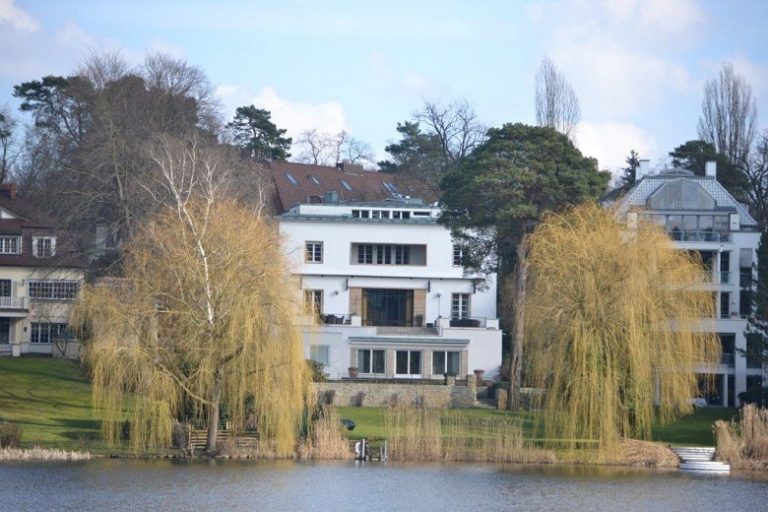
[
  {"x1": 0, "y1": 236, "x2": 21, "y2": 255},
  {"x1": 32, "y1": 236, "x2": 56, "y2": 258}
]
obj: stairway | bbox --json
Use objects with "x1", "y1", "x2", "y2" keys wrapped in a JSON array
[{"x1": 672, "y1": 446, "x2": 730, "y2": 473}]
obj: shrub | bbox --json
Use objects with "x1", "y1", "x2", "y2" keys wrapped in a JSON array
[
  {"x1": 307, "y1": 359, "x2": 327, "y2": 382},
  {"x1": 0, "y1": 422, "x2": 22, "y2": 448}
]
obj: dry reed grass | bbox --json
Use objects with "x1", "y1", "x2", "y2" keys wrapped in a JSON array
[
  {"x1": 384, "y1": 406, "x2": 556, "y2": 463},
  {"x1": 715, "y1": 404, "x2": 768, "y2": 470},
  {"x1": 0, "y1": 447, "x2": 91, "y2": 461},
  {"x1": 298, "y1": 407, "x2": 352, "y2": 460}
]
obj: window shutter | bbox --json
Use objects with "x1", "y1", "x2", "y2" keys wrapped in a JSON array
[
  {"x1": 50, "y1": 237, "x2": 57, "y2": 256},
  {"x1": 32, "y1": 237, "x2": 38, "y2": 257}
]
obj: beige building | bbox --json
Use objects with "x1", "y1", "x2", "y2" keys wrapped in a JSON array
[{"x1": 0, "y1": 184, "x2": 87, "y2": 358}]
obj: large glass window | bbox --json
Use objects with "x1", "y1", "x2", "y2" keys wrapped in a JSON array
[
  {"x1": 28, "y1": 280, "x2": 79, "y2": 300},
  {"x1": 432, "y1": 350, "x2": 460, "y2": 375},
  {"x1": 358, "y1": 349, "x2": 385, "y2": 374},
  {"x1": 357, "y1": 244, "x2": 373, "y2": 264},
  {"x1": 453, "y1": 245, "x2": 464, "y2": 266},
  {"x1": 30, "y1": 322, "x2": 69, "y2": 344},
  {"x1": 396, "y1": 350, "x2": 421, "y2": 375},
  {"x1": 356, "y1": 244, "x2": 413, "y2": 265}
]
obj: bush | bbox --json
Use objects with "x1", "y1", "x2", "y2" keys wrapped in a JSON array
[
  {"x1": 0, "y1": 422, "x2": 22, "y2": 448},
  {"x1": 307, "y1": 359, "x2": 327, "y2": 382},
  {"x1": 738, "y1": 387, "x2": 768, "y2": 407}
]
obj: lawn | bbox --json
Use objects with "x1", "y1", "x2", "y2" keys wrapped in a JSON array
[
  {"x1": 338, "y1": 405, "x2": 739, "y2": 447},
  {"x1": 651, "y1": 407, "x2": 739, "y2": 446},
  {"x1": 0, "y1": 357, "x2": 100, "y2": 449}
]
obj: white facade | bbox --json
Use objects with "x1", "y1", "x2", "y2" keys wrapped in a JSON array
[
  {"x1": 279, "y1": 200, "x2": 503, "y2": 380},
  {"x1": 613, "y1": 165, "x2": 764, "y2": 406}
]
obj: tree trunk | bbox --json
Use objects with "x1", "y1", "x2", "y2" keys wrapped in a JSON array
[
  {"x1": 507, "y1": 241, "x2": 528, "y2": 410},
  {"x1": 206, "y1": 373, "x2": 223, "y2": 453}
]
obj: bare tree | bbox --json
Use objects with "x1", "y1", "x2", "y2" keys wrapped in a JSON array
[
  {"x1": 294, "y1": 129, "x2": 375, "y2": 168},
  {"x1": 0, "y1": 105, "x2": 18, "y2": 183},
  {"x1": 414, "y1": 99, "x2": 485, "y2": 167},
  {"x1": 745, "y1": 130, "x2": 768, "y2": 227},
  {"x1": 698, "y1": 62, "x2": 758, "y2": 166},
  {"x1": 534, "y1": 58, "x2": 581, "y2": 139}
]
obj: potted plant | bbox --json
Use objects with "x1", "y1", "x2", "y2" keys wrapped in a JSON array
[{"x1": 348, "y1": 366, "x2": 359, "y2": 378}]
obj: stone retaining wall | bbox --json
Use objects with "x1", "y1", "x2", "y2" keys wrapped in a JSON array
[{"x1": 314, "y1": 375, "x2": 480, "y2": 408}]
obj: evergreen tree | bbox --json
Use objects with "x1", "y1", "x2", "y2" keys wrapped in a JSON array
[{"x1": 226, "y1": 105, "x2": 291, "y2": 160}]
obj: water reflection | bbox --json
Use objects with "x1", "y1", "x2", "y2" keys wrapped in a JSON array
[{"x1": 1, "y1": 459, "x2": 767, "y2": 512}]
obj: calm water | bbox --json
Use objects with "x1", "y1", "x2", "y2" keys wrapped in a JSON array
[{"x1": 1, "y1": 459, "x2": 767, "y2": 511}]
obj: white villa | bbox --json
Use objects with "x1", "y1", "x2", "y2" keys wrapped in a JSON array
[
  {"x1": 609, "y1": 161, "x2": 764, "y2": 406},
  {"x1": 278, "y1": 197, "x2": 503, "y2": 381},
  {"x1": 0, "y1": 184, "x2": 87, "y2": 358}
]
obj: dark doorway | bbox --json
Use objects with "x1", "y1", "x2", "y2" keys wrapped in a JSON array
[{"x1": 363, "y1": 289, "x2": 413, "y2": 326}]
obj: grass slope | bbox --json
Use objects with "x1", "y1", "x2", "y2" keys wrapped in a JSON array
[{"x1": 0, "y1": 357, "x2": 100, "y2": 448}]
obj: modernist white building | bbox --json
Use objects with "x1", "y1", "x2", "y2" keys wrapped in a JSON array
[
  {"x1": 610, "y1": 161, "x2": 764, "y2": 406},
  {"x1": 278, "y1": 198, "x2": 503, "y2": 380}
]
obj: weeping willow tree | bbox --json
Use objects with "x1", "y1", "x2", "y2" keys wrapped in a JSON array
[
  {"x1": 525, "y1": 203, "x2": 720, "y2": 455},
  {"x1": 73, "y1": 135, "x2": 309, "y2": 454}
]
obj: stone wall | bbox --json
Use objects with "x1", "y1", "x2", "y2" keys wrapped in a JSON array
[{"x1": 314, "y1": 375, "x2": 479, "y2": 409}]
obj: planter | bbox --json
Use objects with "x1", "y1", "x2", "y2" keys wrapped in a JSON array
[
  {"x1": 348, "y1": 367, "x2": 359, "y2": 378},
  {"x1": 473, "y1": 369, "x2": 486, "y2": 386}
]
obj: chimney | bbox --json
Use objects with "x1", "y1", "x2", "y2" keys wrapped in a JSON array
[
  {"x1": 324, "y1": 191, "x2": 339, "y2": 204},
  {"x1": 636, "y1": 159, "x2": 651, "y2": 181},
  {"x1": 705, "y1": 160, "x2": 717, "y2": 179},
  {"x1": 0, "y1": 183, "x2": 17, "y2": 200}
]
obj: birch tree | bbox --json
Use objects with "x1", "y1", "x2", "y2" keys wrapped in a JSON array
[{"x1": 75, "y1": 135, "x2": 308, "y2": 454}]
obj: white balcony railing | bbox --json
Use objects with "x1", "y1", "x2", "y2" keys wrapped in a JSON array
[{"x1": 0, "y1": 296, "x2": 26, "y2": 309}]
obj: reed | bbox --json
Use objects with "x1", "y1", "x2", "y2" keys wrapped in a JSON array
[
  {"x1": 384, "y1": 406, "x2": 555, "y2": 463},
  {"x1": 299, "y1": 407, "x2": 352, "y2": 460},
  {"x1": 715, "y1": 405, "x2": 768, "y2": 469},
  {"x1": 0, "y1": 447, "x2": 91, "y2": 461}
]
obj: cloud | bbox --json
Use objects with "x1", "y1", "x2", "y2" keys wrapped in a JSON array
[
  {"x1": 575, "y1": 121, "x2": 655, "y2": 172},
  {"x1": 0, "y1": 0, "x2": 39, "y2": 31},
  {"x1": 215, "y1": 84, "x2": 348, "y2": 137},
  {"x1": 552, "y1": 35, "x2": 693, "y2": 119},
  {"x1": 602, "y1": 0, "x2": 705, "y2": 34}
]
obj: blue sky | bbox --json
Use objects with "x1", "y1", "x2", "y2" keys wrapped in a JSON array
[{"x1": 1, "y1": 0, "x2": 767, "y2": 173}]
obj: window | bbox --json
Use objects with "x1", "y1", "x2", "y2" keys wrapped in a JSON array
[
  {"x1": 357, "y1": 244, "x2": 373, "y2": 264},
  {"x1": 305, "y1": 241, "x2": 323, "y2": 263},
  {"x1": 309, "y1": 345, "x2": 330, "y2": 367},
  {"x1": 453, "y1": 245, "x2": 464, "y2": 266},
  {"x1": 394, "y1": 245, "x2": 409, "y2": 265},
  {"x1": 304, "y1": 289, "x2": 323, "y2": 315},
  {"x1": 32, "y1": 237, "x2": 56, "y2": 258},
  {"x1": 375, "y1": 244, "x2": 392, "y2": 264},
  {"x1": 30, "y1": 322, "x2": 69, "y2": 344},
  {"x1": 392, "y1": 211, "x2": 410, "y2": 219},
  {"x1": 451, "y1": 293, "x2": 470, "y2": 319},
  {"x1": 0, "y1": 280, "x2": 10, "y2": 298},
  {"x1": 396, "y1": 350, "x2": 421, "y2": 375},
  {"x1": 310, "y1": 175, "x2": 320, "y2": 185},
  {"x1": 0, "y1": 236, "x2": 20, "y2": 255},
  {"x1": 356, "y1": 244, "x2": 412, "y2": 265},
  {"x1": 340, "y1": 179, "x2": 353, "y2": 191},
  {"x1": 433, "y1": 351, "x2": 460, "y2": 375},
  {"x1": 720, "y1": 292, "x2": 730, "y2": 319},
  {"x1": 28, "y1": 280, "x2": 79, "y2": 300},
  {"x1": 285, "y1": 173, "x2": 298, "y2": 185},
  {"x1": 352, "y1": 209, "x2": 370, "y2": 219},
  {"x1": 358, "y1": 349, "x2": 385, "y2": 374}
]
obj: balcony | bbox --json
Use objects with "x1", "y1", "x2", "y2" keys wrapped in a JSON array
[
  {"x1": 670, "y1": 230, "x2": 731, "y2": 243},
  {"x1": 0, "y1": 297, "x2": 26, "y2": 309}
]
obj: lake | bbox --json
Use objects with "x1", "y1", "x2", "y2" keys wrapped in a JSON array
[{"x1": 2, "y1": 459, "x2": 767, "y2": 511}]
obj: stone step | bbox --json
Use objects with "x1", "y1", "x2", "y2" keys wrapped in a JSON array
[{"x1": 679, "y1": 461, "x2": 730, "y2": 473}]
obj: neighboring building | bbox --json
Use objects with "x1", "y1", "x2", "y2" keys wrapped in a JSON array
[
  {"x1": 608, "y1": 161, "x2": 763, "y2": 406},
  {"x1": 0, "y1": 184, "x2": 88, "y2": 358},
  {"x1": 278, "y1": 198, "x2": 503, "y2": 380}
]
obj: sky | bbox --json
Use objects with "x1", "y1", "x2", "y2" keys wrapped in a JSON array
[{"x1": 1, "y1": 0, "x2": 767, "y2": 174}]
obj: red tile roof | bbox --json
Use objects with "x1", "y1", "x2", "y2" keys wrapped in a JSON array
[
  {"x1": 0, "y1": 185, "x2": 88, "y2": 269},
  {"x1": 269, "y1": 161, "x2": 407, "y2": 212}
]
